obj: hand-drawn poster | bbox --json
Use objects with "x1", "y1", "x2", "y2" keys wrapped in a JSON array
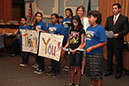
[
  {"x1": 21, "y1": 30, "x2": 39, "y2": 54},
  {"x1": 38, "y1": 33, "x2": 64, "y2": 61}
]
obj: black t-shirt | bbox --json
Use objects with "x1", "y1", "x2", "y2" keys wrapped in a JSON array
[{"x1": 69, "y1": 29, "x2": 85, "y2": 50}]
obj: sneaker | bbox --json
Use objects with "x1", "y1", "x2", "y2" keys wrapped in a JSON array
[
  {"x1": 48, "y1": 65, "x2": 51, "y2": 69},
  {"x1": 62, "y1": 66, "x2": 69, "y2": 71},
  {"x1": 53, "y1": 73, "x2": 60, "y2": 78},
  {"x1": 11, "y1": 54, "x2": 15, "y2": 57},
  {"x1": 75, "y1": 84, "x2": 80, "y2": 86},
  {"x1": 68, "y1": 83, "x2": 74, "y2": 86},
  {"x1": 34, "y1": 69, "x2": 45, "y2": 74},
  {"x1": 32, "y1": 63, "x2": 38, "y2": 68},
  {"x1": 47, "y1": 71, "x2": 55, "y2": 76},
  {"x1": 19, "y1": 63, "x2": 28, "y2": 67}
]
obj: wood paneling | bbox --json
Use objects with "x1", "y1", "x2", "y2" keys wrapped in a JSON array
[
  {"x1": 0, "y1": 29, "x2": 17, "y2": 34},
  {"x1": 0, "y1": 0, "x2": 12, "y2": 23},
  {"x1": 99, "y1": 0, "x2": 129, "y2": 70}
]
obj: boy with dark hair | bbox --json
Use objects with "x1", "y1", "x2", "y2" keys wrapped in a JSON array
[
  {"x1": 85, "y1": 10, "x2": 107, "y2": 86},
  {"x1": 59, "y1": 16, "x2": 64, "y2": 24},
  {"x1": 62, "y1": 8, "x2": 73, "y2": 72},
  {"x1": 14, "y1": 17, "x2": 31, "y2": 66}
]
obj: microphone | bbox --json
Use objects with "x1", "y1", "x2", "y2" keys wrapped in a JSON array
[{"x1": 73, "y1": 23, "x2": 76, "y2": 26}]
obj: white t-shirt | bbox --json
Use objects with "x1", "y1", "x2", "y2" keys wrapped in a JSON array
[{"x1": 81, "y1": 17, "x2": 90, "y2": 32}]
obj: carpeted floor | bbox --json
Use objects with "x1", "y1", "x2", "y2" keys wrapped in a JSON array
[{"x1": 0, "y1": 54, "x2": 129, "y2": 86}]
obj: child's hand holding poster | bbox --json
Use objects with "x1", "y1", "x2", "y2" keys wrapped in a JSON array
[
  {"x1": 21, "y1": 30, "x2": 39, "y2": 54},
  {"x1": 38, "y1": 33, "x2": 64, "y2": 61}
]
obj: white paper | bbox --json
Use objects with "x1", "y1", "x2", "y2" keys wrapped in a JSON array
[
  {"x1": 76, "y1": 48, "x2": 85, "y2": 51},
  {"x1": 63, "y1": 48, "x2": 72, "y2": 51},
  {"x1": 63, "y1": 48, "x2": 85, "y2": 52},
  {"x1": 106, "y1": 31, "x2": 114, "y2": 38}
]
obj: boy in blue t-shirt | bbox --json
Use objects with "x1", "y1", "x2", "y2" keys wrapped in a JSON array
[
  {"x1": 47, "y1": 23, "x2": 62, "y2": 34},
  {"x1": 61, "y1": 8, "x2": 73, "y2": 72},
  {"x1": 85, "y1": 11, "x2": 107, "y2": 86},
  {"x1": 33, "y1": 12, "x2": 47, "y2": 74},
  {"x1": 15, "y1": 17, "x2": 31, "y2": 67},
  {"x1": 46, "y1": 13, "x2": 63, "y2": 78}
]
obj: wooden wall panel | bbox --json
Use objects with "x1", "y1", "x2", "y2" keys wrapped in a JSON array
[
  {"x1": 0, "y1": 0, "x2": 12, "y2": 23},
  {"x1": 99, "y1": 0, "x2": 129, "y2": 70}
]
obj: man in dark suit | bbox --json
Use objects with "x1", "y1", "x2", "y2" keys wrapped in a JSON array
[{"x1": 104, "y1": 3, "x2": 129, "y2": 79}]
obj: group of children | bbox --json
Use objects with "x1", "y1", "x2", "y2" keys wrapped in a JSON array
[{"x1": 14, "y1": 5, "x2": 107, "y2": 86}]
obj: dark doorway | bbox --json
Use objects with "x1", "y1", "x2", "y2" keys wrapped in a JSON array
[{"x1": 12, "y1": 0, "x2": 25, "y2": 21}]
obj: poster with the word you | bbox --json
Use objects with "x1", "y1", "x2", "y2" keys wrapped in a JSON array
[{"x1": 38, "y1": 33, "x2": 64, "y2": 61}]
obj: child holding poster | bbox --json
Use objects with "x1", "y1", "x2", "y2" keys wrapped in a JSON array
[
  {"x1": 34, "y1": 12, "x2": 48, "y2": 74},
  {"x1": 14, "y1": 17, "x2": 31, "y2": 67},
  {"x1": 64, "y1": 16, "x2": 85, "y2": 86},
  {"x1": 46, "y1": 13, "x2": 63, "y2": 78}
]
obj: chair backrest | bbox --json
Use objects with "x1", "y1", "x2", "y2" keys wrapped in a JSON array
[
  {"x1": 9, "y1": 20, "x2": 19, "y2": 25},
  {"x1": 0, "y1": 20, "x2": 4, "y2": 23},
  {"x1": 0, "y1": 34, "x2": 5, "y2": 48}
]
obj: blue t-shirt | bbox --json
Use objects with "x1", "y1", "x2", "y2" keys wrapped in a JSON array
[
  {"x1": 36, "y1": 21, "x2": 47, "y2": 31},
  {"x1": 85, "y1": 24, "x2": 107, "y2": 54},
  {"x1": 61, "y1": 17, "x2": 72, "y2": 41},
  {"x1": 18, "y1": 25, "x2": 31, "y2": 44},
  {"x1": 47, "y1": 23, "x2": 62, "y2": 34}
]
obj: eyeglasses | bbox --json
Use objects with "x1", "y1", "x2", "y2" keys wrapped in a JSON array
[{"x1": 36, "y1": 16, "x2": 42, "y2": 17}]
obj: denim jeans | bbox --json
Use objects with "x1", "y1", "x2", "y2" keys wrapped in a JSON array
[
  {"x1": 20, "y1": 44, "x2": 29, "y2": 64},
  {"x1": 38, "y1": 56, "x2": 45, "y2": 71},
  {"x1": 51, "y1": 59, "x2": 61, "y2": 73}
]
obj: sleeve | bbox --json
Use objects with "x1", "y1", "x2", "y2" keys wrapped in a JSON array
[
  {"x1": 99, "y1": 27, "x2": 107, "y2": 42},
  {"x1": 80, "y1": 28, "x2": 85, "y2": 35},
  {"x1": 55, "y1": 25, "x2": 62, "y2": 34},
  {"x1": 27, "y1": 26, "x2": 31, "y2": 30},
  {"x1": 18, "y1": 26, "x2": 20, "y2": 34},
  {"x1": 118, "y1": 17, "x2": 129, "y2": 37},
  {"x1": 105, "y1": 17, "x2": 109, "y2": 31},
  {"x1": 42, "y1": 22, "x2": 47, "y2": 31},
  {"x1": 46, "y1": 24, "x2": 50, "y2": 32}
]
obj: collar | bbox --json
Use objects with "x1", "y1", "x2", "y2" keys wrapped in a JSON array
[{"x1": 114, "y1": 13, "x2": 120, "y2": 20}]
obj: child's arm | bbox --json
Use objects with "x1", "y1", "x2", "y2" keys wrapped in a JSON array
[
  {"x1": 13, "y1": 30, "x2": 18, "y2": 34},
  {"x1": 40, "y1": 22, "x2": 48, "y2": 33},
  {"x1": 78, "y1": 33, "x2": 85, "y2": 49},
  {"x1": 64, "y1": 34, "x2": 70, "y2": 49},
  {"x1": 36, "y1": 29, "x2": 46, "y2": 33},
  {"x1": 86, "y1": 41, "x2": 107, "y2": 53}
]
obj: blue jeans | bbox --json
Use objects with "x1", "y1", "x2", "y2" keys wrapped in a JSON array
[
  {"x1": 34, "y1": 54, "x2": 39, "y2": 64},
  {"x1": 51, "y1": 59, "x2": 61, "y2": 73},
  {"x1": 20, "y1": 44, "x2": 29, "y2": 64}
]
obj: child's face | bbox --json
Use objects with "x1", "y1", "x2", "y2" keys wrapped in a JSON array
[
  {"x1": 77, "y1": 8, "x2": 83, "y2": 17},
  {"x1": 72, "y1": 19, "x2": 78, "y2": 29},
  {"x1": 35, "y1": 14, "x2": 42, "y2": 22},
  {"x1": 65, "y1": 10, "x2": 71, "y2": 18},
  {"x1": 59, "y1": 18, "x2": 63, "y2": 23},
  {"x1": 20, "y1": 18, "x2": 26, "y2": 25},
  {"x1": 88, "y1": 15, "x2": 97, "y2": 25},
  {"x1": 51, "y1": 15, "x2": 58, "y2": 24}
]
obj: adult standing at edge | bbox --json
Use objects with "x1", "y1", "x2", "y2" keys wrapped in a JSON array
[{"x1": 104, "y1": 3, "x2": 129, "y2": 79}]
